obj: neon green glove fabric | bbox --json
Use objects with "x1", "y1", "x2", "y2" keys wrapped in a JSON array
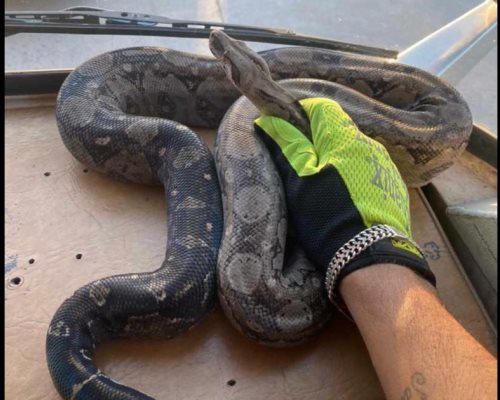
[
  {"x1": 256, "y1": 97, "x2": 418, "y2": 255},
  {"x1": 254, "y1": 97, "x2": 435, "y2": 302}
]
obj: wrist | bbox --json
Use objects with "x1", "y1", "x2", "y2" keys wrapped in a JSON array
[
  {"x1": 339, "y1": 263, "x2": 438, "y2": 323},
  {"x1": 324, "y1": 226, "x2": 436, "y2": 312}
]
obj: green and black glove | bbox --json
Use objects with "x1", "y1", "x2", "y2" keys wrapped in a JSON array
[{"x1": 255, "y1": 98, "x2": 436, "y2": 310}]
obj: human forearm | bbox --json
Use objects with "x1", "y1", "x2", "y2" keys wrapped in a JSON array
[
  {"x1": 253, "y1": 93, "x2": 495, "y2": 398},
  {"x1": 340, "y1": 264, "x2": 497, "y2": 400}
]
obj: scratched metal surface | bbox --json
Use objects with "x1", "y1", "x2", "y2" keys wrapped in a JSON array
[{"x1": 5, "y1": 96, "x2": 496, "y2": 400}]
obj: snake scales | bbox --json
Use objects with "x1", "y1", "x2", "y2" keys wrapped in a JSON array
[{"x1": 47, "y1": 30, "x2": 472, "y2": 399}]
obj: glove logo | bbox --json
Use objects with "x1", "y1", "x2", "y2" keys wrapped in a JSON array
[{"x1": 365, "y1": 152, "x2": 410, "y2": 229}]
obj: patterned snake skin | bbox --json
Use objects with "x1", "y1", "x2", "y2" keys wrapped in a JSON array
[{"x1": 48, "y1": 33, "x2": 472, "y2": 399}]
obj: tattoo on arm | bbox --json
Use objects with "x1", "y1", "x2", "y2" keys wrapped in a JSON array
[{"x1": 400, "y1": 372, "x2": 427, "y2": 400}]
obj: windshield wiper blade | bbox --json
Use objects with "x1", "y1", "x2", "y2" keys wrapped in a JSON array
[
  {"x1": 4, "y1": 8, "x2": 398, "y2": 59},
  {"x1": 5, "y1": 7, "x2": 292, "y2": 33}
]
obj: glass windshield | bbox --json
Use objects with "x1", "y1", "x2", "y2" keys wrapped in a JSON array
[{"x1": 5, "y1": 0, "x2": 497, "y2": 135}]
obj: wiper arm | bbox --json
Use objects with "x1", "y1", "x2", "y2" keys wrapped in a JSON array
[
  {"x1": 4, "y1": 7, "x2": 398, "y2": 59},
  {"x1": 5, "y1": 7, "x2": 293, "y2": 34}
]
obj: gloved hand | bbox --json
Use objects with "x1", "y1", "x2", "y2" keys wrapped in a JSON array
[{"x1": 255, "y1": 97, "x2": 436, "y2": 310}]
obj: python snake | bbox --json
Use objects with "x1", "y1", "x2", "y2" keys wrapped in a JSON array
[{"x1": 47, "y1": 30, "x2": 472, "y2": 399}]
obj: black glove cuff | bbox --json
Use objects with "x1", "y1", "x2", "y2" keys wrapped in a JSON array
[{"x1": 337, "y1": 238, "x2": 436, "y2": 287}]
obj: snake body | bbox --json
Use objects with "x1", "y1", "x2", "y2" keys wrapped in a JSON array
[{"x1": 48, "y1": 32, "x2": 472, "y2": 399}]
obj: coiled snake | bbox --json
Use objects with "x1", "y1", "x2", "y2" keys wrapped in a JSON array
[{"x1": 47, "y1": 30, "x2": 472, "y2": 399}]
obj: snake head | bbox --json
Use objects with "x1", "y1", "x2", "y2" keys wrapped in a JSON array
[
  {"x1": 209, "y1": 29, "x2": 272, "y2": 88},
  {"x1": 209, "y1": 29, "x2": 311, "y2": 137}
]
